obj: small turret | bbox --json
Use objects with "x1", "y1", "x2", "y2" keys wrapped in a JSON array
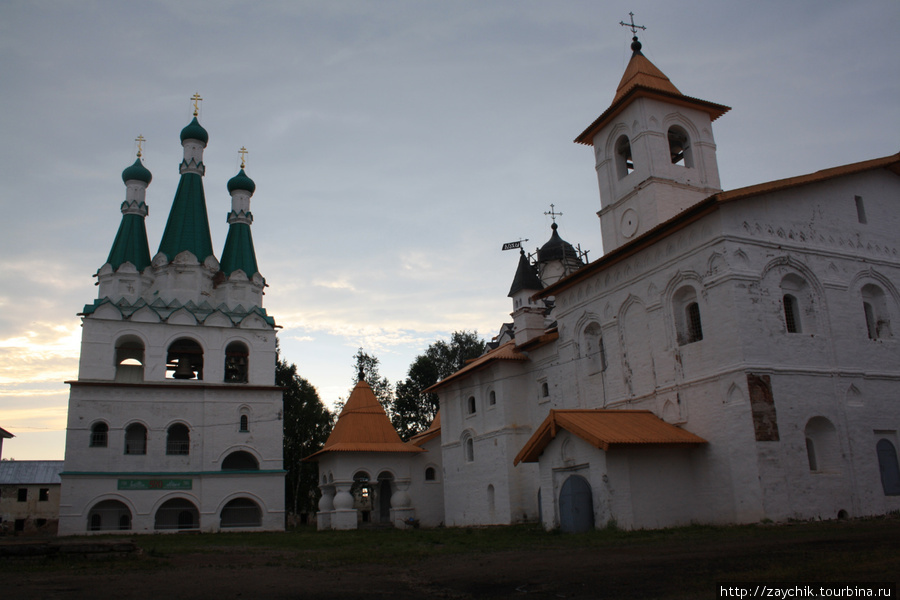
[
  {"x1": 508, "y1": 249, "x2": 547, "y2": 347},
  {"x1": 218, "y1": 148, "x2": 264, "y2": 309}
]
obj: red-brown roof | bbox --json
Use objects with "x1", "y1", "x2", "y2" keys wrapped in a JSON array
[
  {"x1": 575, "y1": 51, "x2": 730, "y2": 146},
  {"x1": 407, "y1": 411, "x2": 441, "y2": 447},
  {"x1": 305, "y1": 379, "x2": 423, "y2": 461},
  {"x1": 424, "y1": 341, "x2": 528, "y2": 393},
  {"x1": 514, "y1": 409, "x2": 707, "y2": 465},
  {"x1": 538, "y1": 152, "x2": 900, "y2": 300}
]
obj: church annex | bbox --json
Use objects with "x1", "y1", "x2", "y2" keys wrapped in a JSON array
[{"x1": 427, "y1": 32, "x2": 900, "y2": 531}]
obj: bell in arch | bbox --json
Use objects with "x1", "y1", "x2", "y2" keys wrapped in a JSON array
[{"x1": 172, "y1": 356, "x2": 196, "y2": 379}]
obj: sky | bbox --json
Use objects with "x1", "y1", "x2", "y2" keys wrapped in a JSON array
[{"x1": 1, "y1": 1, "x2": 898, "y2": 460}]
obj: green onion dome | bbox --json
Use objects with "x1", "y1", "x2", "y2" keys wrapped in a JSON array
[
  {"x1": 227, "y1": 168, "x2": 256, "y2": 194},
  {"x1": 121, "y1": 157, "x2": 152, "y2": 184},
  {"x1": 180, "y1": 116, "x2": 209, "y2": 144}
]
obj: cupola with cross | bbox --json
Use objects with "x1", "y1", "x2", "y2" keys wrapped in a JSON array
[{"x1": 576, "y1": 14, "x2": 730, "y2": 254}]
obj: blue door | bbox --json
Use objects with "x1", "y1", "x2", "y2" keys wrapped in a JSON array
[{"x1": 559, "y1": 475, "x2": 594, "y2": 533}]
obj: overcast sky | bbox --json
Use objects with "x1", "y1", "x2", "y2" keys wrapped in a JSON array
[{"x1": 1, "y1": 1, "x2": 898, "y2": 460}]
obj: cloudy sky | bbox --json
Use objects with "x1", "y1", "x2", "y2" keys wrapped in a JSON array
[{"x1": 1, "y1": 1, "x2": 898, "y2": 460}]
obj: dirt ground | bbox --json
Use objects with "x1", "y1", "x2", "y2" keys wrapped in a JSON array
[{"x1": 4, "y1": 522, "x2": 898, "y2": 600}]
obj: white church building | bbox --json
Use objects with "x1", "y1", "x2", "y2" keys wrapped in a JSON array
[
  {"x1": 58, "y1": 105, "x2": 285, "y2": 534},
  {"x1": 425, "y1": 33, "x2": 900, "y2": 531}
]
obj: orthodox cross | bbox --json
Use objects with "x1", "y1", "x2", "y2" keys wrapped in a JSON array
[
  {"x1": 619, "y1": 12, "x2": 646, "y2": 36},
  {"x1": 191, "y1": 92, "x2": 203, "y2": 116},
  {"x1": 544, "y1": 203, "x2": 563, "y2": 224},
  {"x1": 135, "y1": 134, "x2": 146, "y2": 158},
  {"x1": 238, "y1": 146, "x2": 248, "y2": 169}
]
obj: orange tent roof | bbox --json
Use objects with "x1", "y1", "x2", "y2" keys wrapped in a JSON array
[
  {"x1": 575, "y1": 49, "x2": 730, "y2": 146},
  {"x1": 304, "y1": 379, "x2": 423, "y2": 461},
  {"x1": 407, "y1": 411, "x2": 441, "y2": 447},
  {"x1": 424, "y1": 341, "x2": 528, "y2": 393},
  {"x1": 514, "y1": 409, "x2": 706, "y2": 465}
]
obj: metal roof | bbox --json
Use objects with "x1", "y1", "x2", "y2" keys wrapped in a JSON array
[
  {"x1": 0, "y1": 460, "x2": 65, "y2": 485},
  {"x1": 514, "y1": 410, "x2": 706, "y2": 465}
]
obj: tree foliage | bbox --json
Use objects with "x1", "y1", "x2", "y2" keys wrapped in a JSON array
[
  {"x1": 393, "y1": 330, "x2": 486, "y2": 440},
  {"x1": 349, "y1": 348, "x2": 394, "y2": 416},
  {"x1": 279, "y1": 350, "x2": 333, "y2": 517}
]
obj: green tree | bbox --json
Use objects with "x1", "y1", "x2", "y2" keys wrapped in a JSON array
[
  {"x1": 278, "y1": 350, "x2": 333, "y2": 519},
  {"x1": 393, "y1": 330, "x2": 486, "y2": 440},
  {"x1": 348, "y1": 348, "x2": 394, "y2": 416}
]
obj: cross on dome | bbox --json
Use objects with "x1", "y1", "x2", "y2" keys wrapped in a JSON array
[
  {"x1": 239, "y1": 146, "x2": 248, "y2": 169},
  {"x1": 135, "y1": 134, "x2": 146, "y2": 158},
  {"x1": 619, "y1": 12, "x2": 646, "y2": 36},
  {"x1": 191, "y1": 92, "x2": 203, "y2": 116},
  {"x1": 544, "y1": 203, "x2": 563, "y2": 224}
]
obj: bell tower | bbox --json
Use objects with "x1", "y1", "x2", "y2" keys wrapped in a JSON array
[{"x1": 576, "y1": 16, "x2": 731, "y2": 254}]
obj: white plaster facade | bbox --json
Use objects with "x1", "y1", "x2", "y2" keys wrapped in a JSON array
[
  {"x1": 58, "y1": 114, "x2": 284, "y2": 535},
  {"x1": 432, "y1": 38, "x2": 900, "y2": 531}
]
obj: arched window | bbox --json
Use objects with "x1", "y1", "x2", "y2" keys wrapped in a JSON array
[
  {"x1": 674, "y1": 286, "x2": 703, "y2": 345},
  {"x1": 876, "y1": 439, "x2": 900, "y2": 495},
  {"x1": 667, "y1": 126, "x2": 693, "y2": 167},
  {"x1": 541, "y1": 381, "x2": 550, "y2": 398},
  {"x1": 804, "y1": 417, "x2": 839, "y2": 473},
  {"x1": 221, "y1": 451, "x2": 259, "y2": 470},
  {"x1": 220, "y1": 498, "x2": 262, "y2": 528},
  {"x1": 854, "y1": 195, "x2": 867, "y2": 224},
  {"x1": 90, "y1": 422, "x2": 108, "y2": 448},
  {"x1": 115, "y1": 336, "x2": 144, "y2": 383},
  {"x1": 425, "y1": 467, "x2": 436, "y2": 481},
  {"x1": 463, "y1": 434, "x2": 475, "y2": 463},
  {"x1": 615, "y1": 135, "x2": 634, "y2": 179},
  {"x1": 583, "y1": 322, "x2": 606, "y2": 374},
  {"x1": 166, "y1": 423, "x2": 190, "y2": 455},
  {"x1": 783, "y1": 294, "x2": 801, "y2": 333},
  {"x1": 87, "y1": 500, "x2": 131, "y2": 532},
  {"x1": 166, "y1": 338, "x2": 203, "y2": 380},
  {"x1": 467, "y1": 396, "x2": 476, "y2": 415},
  {"x1": 239, "y1": 414, "x2": 249, "y2": 432},
  {"x1": 488, "y1": 390, "x2": 496, "y2": 406},
  {"x1": 124, "y1": 423, "x2": 147, "y2": 455},
  {"x1": 861, "y1": 284, "x2": 892, "y2": 340},
  {"x1": 224, "y1": 341, "x2": 249, "y2": 383},
  {"x1": 155, "y1": 498, "x2": 199, "y2": 531}
]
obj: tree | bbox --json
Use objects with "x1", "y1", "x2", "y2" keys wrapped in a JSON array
[
  {"x1": 392, "y1": 330, "x2": 486, "y2": 440},
  {"x1": 348, "y1": 348, "x2": 394, "y2": 416},
  {"x1": 278, "y1": 349, "x2": 333, "y2": 519}
]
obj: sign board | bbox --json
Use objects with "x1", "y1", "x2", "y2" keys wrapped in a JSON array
[
  {"x1": 501, "y1": 241, "x2": 521, "y2": 251},
  {"x1": 118, "y1": 479, "x2": 193, "y2": 491}
]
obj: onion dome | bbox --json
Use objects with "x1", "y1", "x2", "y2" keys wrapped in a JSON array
[
  {"x1": 537, "y1": 223, "x2": 581, "y2": 264},
  {"x1": 121, "y1": 157, "x2": 152, "y2": 184},
  {"x1": 227, "y1": 168, "x2": 256, "y2": 194},
  {"x1": 180, "y1": 116, "x2": 209, "y2": 144},
  {"x1": 508, "y1": 249, "x2": 544, "y2": 297}
]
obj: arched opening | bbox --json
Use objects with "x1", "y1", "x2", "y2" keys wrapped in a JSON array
[
  {"x1": 583, "y1": 322, "x2": 606, "y2": 374},
  {"x1": 667, "y1": 125, "x2": 693, "y2": 167},
  {"x1": 155, "y1": 498, "x2": 199, "y2": 531},
  {"x1": 804, "y1": 417, "x2": 839, "y2": 473},
  {"x1": 861, "y1": 284, "x2": 892, "y2": 340},
  {"x1": 87, "y1": 500, "x2": 131, "y2": 531},
  {"x1": 615, "y1": 135, "x2": 634, "y2": 179},
  {"x1": 425, "y1": 467, "x2": 436, "y2": 481},
  {"x1": 124, "y1": 423, "x2": 147, "y2": 455},
  {"x1": 673, "y1": 286, "x2": 703, "y2": 345},
  {"x1": 224, "y1": 341, "x2": 249, "y2": 383},
  {"x1": 90, "y1": 422, "x2": 108, "y2": 448},
  {"x1": 489, "y1": 390, "x2": 496, "y2": 406},
  {"x1": 115, "y1": 336, "x2": 145, "y2": 383},
  {"x1": 487, "y1": 484, "x2": 496, "y2": 519},
  {"x1": 166, "y1": 423, "x2": 190, "y2": 455},
  {"x1": 166, "y1": 338, "x2": 204, "y2": 380},
  {"x1": 221, "y1": 451, "x2": 259, "y2": 470},
  {"x1": 467, "y1": 396, "x2": 476, "y2": 414},
  {"x1": 783, "y1": 294, "x2": 801, "y2": 333},
  {"x1": 352, "y1": 471, "x2": 372, "y2": 522},
  {"x1": 541, "y1": 381, "x2": 550, "y2": 397},
  {"x1": 559, "y1": 475, "x2": 594, "y2": 533},
  {"x1": 377, "y1": 472, "x2": 393, "y2": 522},
  {"x1": 220, "y1": 498, "x2": 262, "y2": 528},
  {"x1": 239, "y1": 414, "x2": 249, "y2": 432},
  {"x1": 876, "y1": 439, "x2": 900, "y2": 495}
]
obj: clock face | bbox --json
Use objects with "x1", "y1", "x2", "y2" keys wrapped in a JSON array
[{"x1": 620, "y1": 208, "x2": 639, "y2": 238}]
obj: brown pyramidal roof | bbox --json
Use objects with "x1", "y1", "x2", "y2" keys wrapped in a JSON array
[
  {"x1": 304, "y1": 379, "x2": 423, "y2": 461},
  {"x1": 407, "y1": 411, "x2": 441, "y2": 447},
  {"x1": 575, "y1": 44, "x2": 730, "y2": 146}
]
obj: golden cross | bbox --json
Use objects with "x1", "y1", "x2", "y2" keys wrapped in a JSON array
[
  {"x1": 238, "y1": 146, "x2": 248, "y2": 169},
  {"x1": 191, "y1": 93, "x2": 203, "y2": 116},
  {"x1": 135, "y1": 134, "x2": 146, "y2": 157}
]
